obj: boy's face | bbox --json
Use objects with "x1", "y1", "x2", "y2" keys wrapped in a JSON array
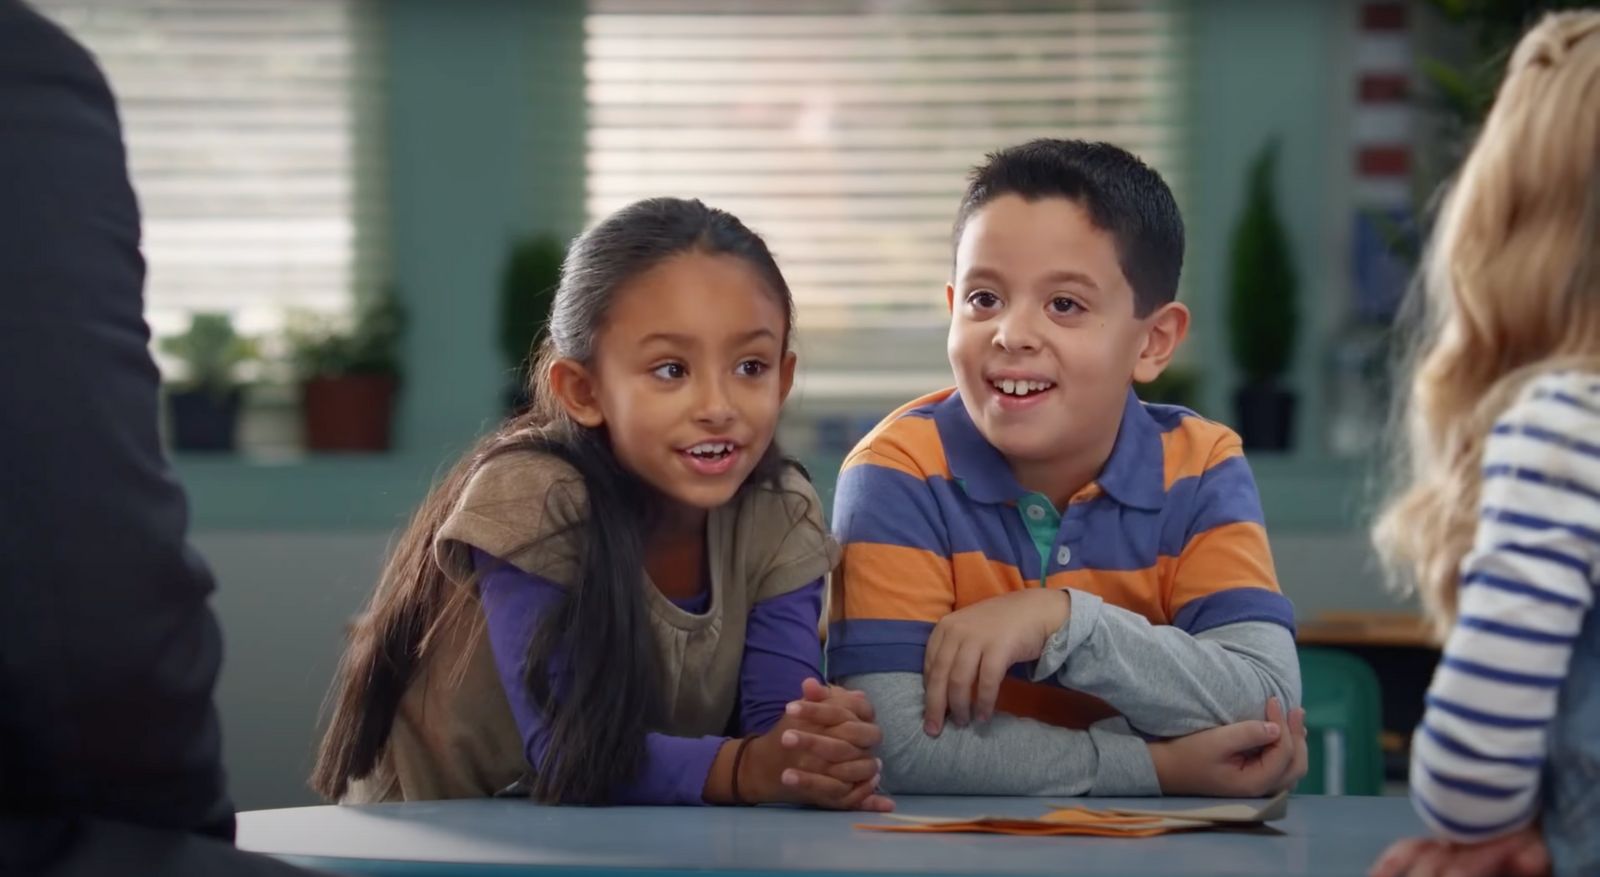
[{"x1": 946, "y1": 194, "x2": 1177, "y2": 480}]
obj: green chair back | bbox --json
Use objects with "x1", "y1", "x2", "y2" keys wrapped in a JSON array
[{"x1": 1296, "y1": 646, "x2": 1385, "y2": 795}]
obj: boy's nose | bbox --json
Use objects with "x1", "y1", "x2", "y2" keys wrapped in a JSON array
[{"x1": 992, "y1": 312, "x2": 1042, "y2": 353}]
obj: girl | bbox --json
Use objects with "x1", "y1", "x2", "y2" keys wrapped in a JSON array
[
  {"x1": 311, "y1": 197, "x2": 892, "y2": 811},
  {"x1": 1369, "y1": 12, "x2": 1600, "y2": 877}
]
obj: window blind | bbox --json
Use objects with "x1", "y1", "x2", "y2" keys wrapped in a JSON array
[
  {"x1": 32, "y1": 0, "x2": 388, "y2": 341},
  {"x1": 584, "y1": 0, "x2": 1185, "y2": 388}
]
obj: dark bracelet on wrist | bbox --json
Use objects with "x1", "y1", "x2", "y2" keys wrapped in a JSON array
[{"x1": 730, "y1": 735, "x2": 757, "y2": 805}]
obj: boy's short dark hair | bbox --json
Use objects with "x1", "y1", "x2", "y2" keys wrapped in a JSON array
[{"x1": 952, "y1": 139, "x2": 1184, "y2": 316}]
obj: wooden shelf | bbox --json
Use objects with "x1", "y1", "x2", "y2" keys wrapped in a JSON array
[{"x1": 1297, "y1": 611, "x2": 1437, "y2": 649}]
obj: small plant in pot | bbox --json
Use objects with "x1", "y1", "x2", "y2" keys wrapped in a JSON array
[
  {"x1": 1227, "y1": 139, "x2": 1300, "y2": 451},
  {"x1": 161, "y1": 312, "x2": 257, "y2": 453},
  {"x1": 285, "y1": 289, "x2": 405, "y2": 452},
  {"x1": 499, "y1": 234, "x2": 565, "y2": 414},
  {"x1": 1138, "y1": 365, "x2": 1201, "y2": 412}
]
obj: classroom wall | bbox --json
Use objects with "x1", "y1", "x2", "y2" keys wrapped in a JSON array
[
  {"x1": 205, "y1": 532, "x2": 386, "y2": 811},
  {"x1": 187, "y1": 0, "x2": 1403, "y2": 811}
]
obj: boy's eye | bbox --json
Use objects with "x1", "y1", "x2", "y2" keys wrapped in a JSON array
[
  {"x1": 736, "y1": 359, "x2": 769, "y2": 377},
  {"x1": 1049, "y1": 296, "x2": 1082, "y2": 315},
  {"x1": 966, "y1": 290, "x2": 1001, "y2": 310},
  {"x1": 652, "y1": 362, "x2": 687, "y2": 380}
]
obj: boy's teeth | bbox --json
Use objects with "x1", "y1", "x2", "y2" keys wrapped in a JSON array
[
  {"x1": 688, "y1": 441, "x2": 733, "y2": 456},
  {"x1": 992, "y1": 379, "x2": 1054, "y2": 396}
]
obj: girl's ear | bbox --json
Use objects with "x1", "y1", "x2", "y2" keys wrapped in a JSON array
[
  {"x1": 778, "y1": 349, "x2": 798, "y2": 406},
  {"x1": 548, "y1": 357, "x2": 605, "y2": 428}
]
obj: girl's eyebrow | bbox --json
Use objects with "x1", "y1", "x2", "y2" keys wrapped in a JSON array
[
  {"x1": 730, "y1": 328, "x2": 779, "y2": 344},
  {"x1": 638, "y1": 328, "x2": 778, "y2": 347},
  {"x1": 639, "y1": 331, "x2": 695, "y2": 347}
]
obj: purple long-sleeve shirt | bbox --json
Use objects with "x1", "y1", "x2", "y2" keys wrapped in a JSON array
[{"x1": 471, "y1": 549, "x2": 824, "y2": 804}]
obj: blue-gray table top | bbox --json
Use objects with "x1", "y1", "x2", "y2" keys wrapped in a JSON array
[{"x1": 238, "y1": 794, "x2": 1423, "y2": 877}]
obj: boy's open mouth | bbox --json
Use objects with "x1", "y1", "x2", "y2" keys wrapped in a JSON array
[{"x1": 989, "y1": 378, "x2": 1056, "y2": 399}]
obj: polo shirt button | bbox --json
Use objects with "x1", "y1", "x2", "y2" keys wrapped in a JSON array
[
  {"x1": 1057, "y1": 545, "x2": 1073, "y2": 566},
  {"x1": 1026, "y1": 504, "x2": 1047, "y2": 521}
]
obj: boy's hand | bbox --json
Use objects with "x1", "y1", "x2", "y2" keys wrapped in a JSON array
[
  {"x1": 922, "y1": 588, "x2": 1070, "y2": 734},
  {"x1": 1369, "y1": 826, "x2": 1550, "y2": 877},
  {"x1": 1148, "y1": 697, "x2": 1308, "y2": 797},
  {"x1": 742, "y1": 679, "x2": 894, "y2": 812}
]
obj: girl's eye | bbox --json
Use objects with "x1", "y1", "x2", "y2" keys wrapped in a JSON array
[
  {"x1": 1049, "y1": 296, "x2": 1082, "y2": 315},
  {"x1": 966, "y1": 290, "x2": 1001, "y2": 310},
  {"x1": 737, "y1": 359, "x2": 769, "y2": 377},
  {"x1": 652, "y1": 362, "x2": 687, "y2": 380}
]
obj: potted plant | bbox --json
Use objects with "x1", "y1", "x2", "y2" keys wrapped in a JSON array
[
  {"x1": 161, "y1": 312, "x2": 257, "y2": 452},
  {"x1": 1227, "y1": 138, "x2": 1299, "y2": 451},
  {"x1": 285, "y1": 289, "x2": 405, "y2": 452},
  {"x1": 499, "y1": 234, "x2": 565, "y2": 413},
  {"x1": 1138, "y1": 365, "x2": 1200, "y2": 412}
]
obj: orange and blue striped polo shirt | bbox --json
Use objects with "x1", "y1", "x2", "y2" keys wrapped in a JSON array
[{"x1": 826, "y1": 386, "x2": 1294, "y2": 730}]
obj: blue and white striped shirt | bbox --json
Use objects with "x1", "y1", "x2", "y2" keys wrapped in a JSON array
[{"x1": 1410, "y1": 370, "x2": 1600, "y2": 842}]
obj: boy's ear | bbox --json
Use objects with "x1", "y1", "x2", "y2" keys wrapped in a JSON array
[
  {"x1": 548, "y1": 357, "x2": 605, "y2": 428},
  {"x1": 946, "y1": 283, "x2": 956, "y2": 313},
  {"x1": 778, "y1": 349, "x2": 798, "y2": 405},
  {"x1": 1132, "y1": 302, "x2": 1190, "y2": 384}
]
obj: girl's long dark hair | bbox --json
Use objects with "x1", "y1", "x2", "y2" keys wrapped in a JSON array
[{"x1": 311, "y1": 197, "x2": 798, "y2": 804}]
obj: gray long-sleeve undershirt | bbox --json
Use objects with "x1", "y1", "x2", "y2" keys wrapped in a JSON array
[
  {"x1": 1039, "y1": 590, "x2": 1301, "y2": 737},
  {"x1": 842, "y1": 671, "x2": 1161, "y2": 796},
  {"x1": 846, "y1": 590, "x2": 1301, "y2": 796}
]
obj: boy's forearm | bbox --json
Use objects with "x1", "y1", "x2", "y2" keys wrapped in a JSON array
[
  {"x1": 842, "y1": 672, "x2": 1159, "y2": 796},
  {"x1": 1036, "y1": 591, "x2": 1301, "y2": 737}
]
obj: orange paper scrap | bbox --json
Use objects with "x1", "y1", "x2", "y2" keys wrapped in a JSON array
[{"x1": 855, "y1": 791, "x2": 1288, "y2": 838}]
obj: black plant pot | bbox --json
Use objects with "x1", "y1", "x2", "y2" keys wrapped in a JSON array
[
  {"x1": 168, "y1": 388, "x2": 242, "y2": 452},
  {"x1": 1234, "y1": 383, "x2": 1296, "y2": 451}
]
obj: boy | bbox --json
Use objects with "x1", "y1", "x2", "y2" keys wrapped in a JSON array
[{"x1": 827, "y1": 140, "x2": 1303, "y2": 796}]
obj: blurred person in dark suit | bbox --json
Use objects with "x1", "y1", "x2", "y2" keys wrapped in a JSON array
[{"x1": 0, "y1": 1, "x2": 315, "y2": 873}]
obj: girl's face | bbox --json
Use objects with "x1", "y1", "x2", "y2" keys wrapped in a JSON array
[{"x1": 554, "y1": 251, "x2": 796, "y2": 513}]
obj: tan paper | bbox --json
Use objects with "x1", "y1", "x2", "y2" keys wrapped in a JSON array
[
  {"x1": 1094, "y1": 790, "x2": 1289, "y2": 824},
  {"x1": 856, "y1": 791, "x2": 1288, "y2": 838}
]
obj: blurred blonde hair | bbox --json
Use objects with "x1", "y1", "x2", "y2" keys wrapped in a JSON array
[{"x1": 1373, "y1": 11, "x2": 1600, "y2": 640}]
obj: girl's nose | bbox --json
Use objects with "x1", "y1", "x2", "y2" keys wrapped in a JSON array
[{"x1": 692, "y1": 376, "x2": 736, "y2": 428}]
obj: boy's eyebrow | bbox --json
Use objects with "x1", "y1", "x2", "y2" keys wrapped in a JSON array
[
  {"x1": 1040, "y1": 269, "x2": 1100, "y2": 291},
  {"x1": 958, "y1": 266, "x2": 1100, "y2": 291},
  {"x1": 958, "y1": 266, "x2": 1007, "y2": 287}
]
